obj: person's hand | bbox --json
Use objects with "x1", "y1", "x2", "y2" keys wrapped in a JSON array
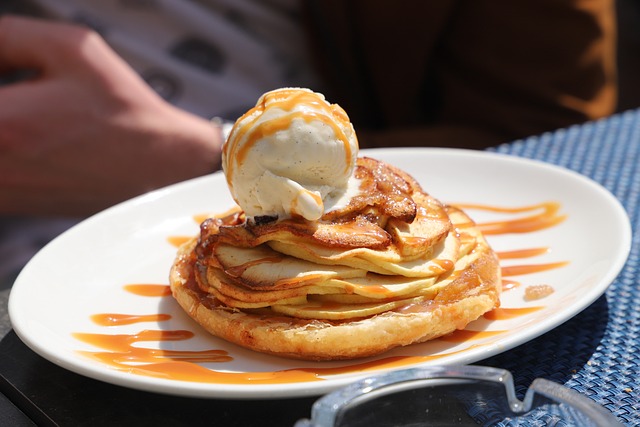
[{"x1": 0, "y1": 15, "x2": 223, "y2": 216}]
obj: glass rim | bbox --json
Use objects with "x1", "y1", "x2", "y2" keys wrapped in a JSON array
[{"x1": 294, "y1": 365, "x2": 622, "y2": 427}]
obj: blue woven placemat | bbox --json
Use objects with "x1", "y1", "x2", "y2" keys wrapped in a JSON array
[{"x1": 480, "y1": 109, "x2": 640, "y2": 425}]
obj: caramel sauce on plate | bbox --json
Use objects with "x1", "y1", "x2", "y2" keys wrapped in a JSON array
[
  {"x1": 501, "y1": 261, "x2": 569, "y2": 277},
  {"x1": 438, "y1": 329, "x2": 507, "y2": 342},
  {"x1": 483, "y1": 306, "x2": 543, "y2": 321},
  {"x1": 74, "y1": 315, "x2": 502, "y2": 384},
  {"x1": 167, "y1": 236, "x2": 192, "y2": 248},
  {"x1": 496, "y1": 247, "x2": 550, "y2": 259},
  {"x1": 455, "y1": 201, "x2": 566, "y2": 235},
  {"x1": 501, "y1": 279, "x2": 521, "y2": 291},
  {"x1": 91, "y1": 313, "x2": 171, "y2": 326},
  {"x1": 123, "y1": 284, "x2": 171, "y2": 297},
  {"x1": 74, "y1": 202, "x2": 569, "y2": 385}
]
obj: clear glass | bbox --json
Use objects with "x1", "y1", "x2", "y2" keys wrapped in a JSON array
[{"x1": 294, "y1": 365, "x2": 622, "y2": 427}]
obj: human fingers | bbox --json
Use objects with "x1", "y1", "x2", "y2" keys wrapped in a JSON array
[{"x1": 0, "y1": 14, "x2": 103, "y2": 75}]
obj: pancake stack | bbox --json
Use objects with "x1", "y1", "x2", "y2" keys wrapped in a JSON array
[{"x1": 170, "y1": 155, "x2": 501, "y2": 360}]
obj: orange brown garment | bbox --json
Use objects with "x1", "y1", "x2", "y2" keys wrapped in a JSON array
[{"x1": 303, "y1": 0, "x2": 617, "y2": 149}]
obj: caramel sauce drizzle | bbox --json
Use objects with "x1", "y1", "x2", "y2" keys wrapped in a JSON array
[
  {"x1": 76, "y1": 201, "x2": 569, "y2": 385},
  {"x1": 346, "y1": 283, "x2": 393, "y2": 295},
  {"x1": 483, "y1": 307, "x2": 543, "y2": 321},
  {"x1": 502, "y1": 261, "x2": 569, "y2": 277},
  {"x1": 438, "y1": 329, "x2": 506, "y2": 342},
  {"x1": 432, "y1": 258, "x2": 455, "y2": 274},
  {"x1": 193, "y1": 213, "x2": 211, "y2": 224},
  {"x1": 167, "y1": 236, "x2": 192, "y2": 248},
  {"x1": 91, "y1": 313, "x2": 171, "y2": 326},
  {"x1": 501, "y1": 279, "x2": 521, "y2": 291},
  {"x1": 123, "y1": 284, "x2": 171, "y2": 297},
  {"x1": 73, "y1": 330, "x2": 240, "y2": 382},
  {"x1": 456, "y1": 202, "x2": 567, "y2": 235},
  {"x1": 496, "y1": 247, "x2": 550, "y2": 259},
  {"x1": 74, "y1": 319, "x2": 503, "y2": 384}
]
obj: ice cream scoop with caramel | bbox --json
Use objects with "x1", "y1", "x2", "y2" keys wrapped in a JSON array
[
  {"x1": 170, "y1": 88, "x2": 501, "y2": 361},
  {"x1": 222, "y1": 88, "x2": 359, "y2": 222}
]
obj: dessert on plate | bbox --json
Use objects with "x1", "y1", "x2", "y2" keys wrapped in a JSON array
[{"x1": 169, "y1": 88, "x2": 501, "y2": 361}]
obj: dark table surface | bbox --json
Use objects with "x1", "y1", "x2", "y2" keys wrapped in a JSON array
[{"x1": 2, "y1": 109, "x2": 640, "y2": 426}]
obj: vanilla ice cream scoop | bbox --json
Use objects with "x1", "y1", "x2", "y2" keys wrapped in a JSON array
[{"x1": 222, "y1": 88, "x2": 359, "y2": 221}]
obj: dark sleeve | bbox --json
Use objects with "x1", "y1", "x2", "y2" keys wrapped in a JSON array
[{"x1": 303, "y1": 0, "x2": 617, "y2": 149}]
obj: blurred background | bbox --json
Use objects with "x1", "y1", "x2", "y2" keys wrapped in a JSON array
[
  {"x1": 1, "y1": 0, "x2": 639, "y2": 114},
  {"x1": 616, "y1": 0, "x2": 640, "y2": 112}
]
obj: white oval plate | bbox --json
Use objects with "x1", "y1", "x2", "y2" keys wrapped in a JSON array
[{"x1": 9, "y1": 148, "x2": 631, "y2": 399}]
